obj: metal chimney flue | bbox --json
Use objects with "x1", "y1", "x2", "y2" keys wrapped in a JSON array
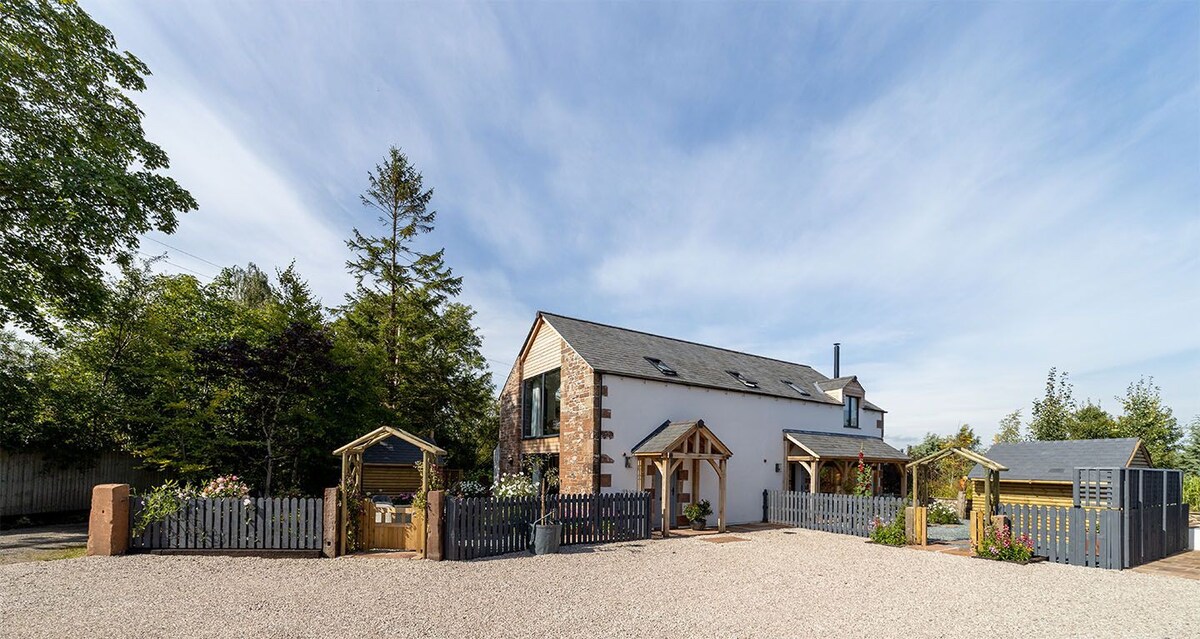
[{"x1": 833, "y1": 343, "x2": 841, "y2": 378}]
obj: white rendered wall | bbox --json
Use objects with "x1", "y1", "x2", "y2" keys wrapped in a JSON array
[{"x1": 600, "y1": 374, "x2": 888, "y2": 525}]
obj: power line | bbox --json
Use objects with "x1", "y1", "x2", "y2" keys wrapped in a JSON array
[
  {"x1": 137, "y1": 251, "x2": 214, "y2": 281},
  {"x1": 142, "y1": 237, "x2": 224, "y2": 269}
]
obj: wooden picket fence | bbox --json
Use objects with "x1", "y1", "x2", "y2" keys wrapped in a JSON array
[
  {"x1": 764, "y1": 490, "x2": 905, "y2": 538},
  {"x1": 444, "y1": 492, "x2": 652, "y2": 561},
  {"x1": 129, "y1": 497, "x2": 323, "y2": 551}
]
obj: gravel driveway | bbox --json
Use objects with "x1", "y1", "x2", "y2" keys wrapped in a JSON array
[{"x1": 1, "y1": 527, "x2": 1197, "y2": 638}]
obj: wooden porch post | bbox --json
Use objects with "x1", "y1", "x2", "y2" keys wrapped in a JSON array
[
  {"x1": 692, "y1": 458, "x2": 700, "y2": 506},
  {"x1": 809, "y1": 460, "x2": 820, "y2": 494},
  {"x1": 658, "y1": 458, "x2": 670, "y2": 538},
  {"x1": 717, "y1": 458, "x2": 727, "y2": 533},
  {"x1": 899, "y1": 463, "x2": 907, "y2": 498}
]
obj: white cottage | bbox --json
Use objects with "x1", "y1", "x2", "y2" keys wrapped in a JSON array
[{"x1": 497, "y1": 312, "x2": 908, "y2": 532}]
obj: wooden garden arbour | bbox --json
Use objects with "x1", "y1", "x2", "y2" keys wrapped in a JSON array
[
  {"x1": 334, "y1": 426, "x2": 446, "y2": 557},
  {"x1": 905, "y1": 447, "x2": 1006, "y2": 546},
  {"x1": 631, "y1": 419, "x2": 732, "y2": 537}
]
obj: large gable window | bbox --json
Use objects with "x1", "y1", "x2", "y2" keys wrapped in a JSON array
[
  {"x1": 844, "y1": 395, "x2": 860, "y2": 429},
  {"x1": 522, "y1": 369, "x2": 561, "y2": 438}
]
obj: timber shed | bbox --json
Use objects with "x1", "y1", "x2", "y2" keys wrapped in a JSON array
[{"x1": 968, "y1": 438, "x2": 1151, "y2": 512}]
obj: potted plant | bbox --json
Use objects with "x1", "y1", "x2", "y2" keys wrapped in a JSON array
[
  {"x1": 525, "y1": 456, "x2": 561, "y2": 555},
  {"x1": 684, "y1": 500, "x2": 713, "y2": 530}
]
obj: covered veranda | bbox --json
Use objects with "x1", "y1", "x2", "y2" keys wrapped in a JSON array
[
  {"x1": 782, "y1": 430, "x2": 910, "y2": 496},
  {"x1": 632, "y1": 419, "x2": 732, "y2": 537}
]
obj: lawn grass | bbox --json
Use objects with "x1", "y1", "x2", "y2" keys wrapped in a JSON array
[{"x1": 35, "y1": 546, "x2": 86, "y2": 561}]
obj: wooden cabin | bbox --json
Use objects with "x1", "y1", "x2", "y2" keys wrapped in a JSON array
[{"x1": 968, "y1": 438, "x2": 1151, "y2": 512}]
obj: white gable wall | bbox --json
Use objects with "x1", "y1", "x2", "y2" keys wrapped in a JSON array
[{"x1": 601, "y1": 374, "x2": 885, "y2": 525}]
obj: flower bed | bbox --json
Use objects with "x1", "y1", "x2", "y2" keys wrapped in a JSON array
[{"x1": 973, "y1": 522, "x2": 1037, "y2": 563}]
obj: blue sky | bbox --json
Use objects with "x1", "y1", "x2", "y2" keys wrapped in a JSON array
[{"x1": 88, "y1": 2, "x2": 1199, "y2": 448}]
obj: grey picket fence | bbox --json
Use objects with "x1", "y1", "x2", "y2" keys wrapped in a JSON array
[
  {"x1": 1000, "y1": 503, "x2": 1123, "y2": 569},
  {"x1": 764, "y1": 490, "x2": 905, "y2": 537},
  {"x1": 129, "y1": 497, "x2": 323, "y2": 551},
  {"x1": 445, "y1": 492, "x2": 652, "y2": 561}
]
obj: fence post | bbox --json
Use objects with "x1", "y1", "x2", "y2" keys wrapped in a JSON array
[
  {"x1": 425, "y1": 490, "x2": 444, "y2": 561},
  {"x1": 321, "y1": 487, "x2": 338, "y2": 557},
  {"x1": 87, "y1": 484, "x2": 130, "y2": 557}
]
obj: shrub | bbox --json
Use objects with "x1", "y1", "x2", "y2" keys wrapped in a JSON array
[
  {"x1": 683, "y1": 500, "x2": 712, "y2": 522},
  {"x1": 927, "y1": 501, "x2": 959, "y2": 525},
  {"x1": 451, "y1": 479, "x2": 488, "y2": 498},
  {"x1": 870, "y1": 515, "x2": 906, "y2": 546},
  {"x1": 974, "y1": 523, "x2": 1035, "y2": 563},
  {"x1": 1184, "y1": 474, "x2": 1200, "y2": 512},
  {"x1": 197, "y1": 475, "x2": 250, "y2": 500},
  {"x1": 492, "y1": 472, "x2": 537, "y2": 498}
]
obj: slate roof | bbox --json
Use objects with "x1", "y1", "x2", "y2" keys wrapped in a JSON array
[
  {"x1": 631, "y1": 420, "x2": 701, "y2": 455},
  {"x1": 784, "y1": 430, "x2": 909, "y2": 461},
  {"x1": 362, "y1": 435, "x2": 425, "y2": 465},
  {"x1": 967, "y1": 438, "x2": 1146, "y2": 482},
  {"x1": 538, "y1": 312, "x2": 885, "y2": 412},
  {"x1": 817, "y1": 377, "x2": 857, "y2": 392}
]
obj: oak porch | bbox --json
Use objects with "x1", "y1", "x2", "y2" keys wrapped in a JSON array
[{"x1": 632, "y1": 419, "x2": 732, "y2": 538}]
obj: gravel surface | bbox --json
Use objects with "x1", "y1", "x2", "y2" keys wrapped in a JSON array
[{"x1": 2, "y1": 527, "x2": 1198, "y2": 638}]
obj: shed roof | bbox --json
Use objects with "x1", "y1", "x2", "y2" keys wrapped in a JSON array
[
  {"x1": 362, "y1": 435, "x2": 424, "y2": 465},
  {"x1": 784, "y1": 430, "x2": 909, "y2": 461},
  {"x1": 538, "y1": 312, "x2": 885, "y2": 412},
  {"x1": 967, "y1": 438, "x2": 1147, "y2": 482}
]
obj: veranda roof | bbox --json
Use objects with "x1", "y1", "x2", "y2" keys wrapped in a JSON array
[
  {"x1": 783, "y1": 430, "x2": 908, "y2": 462},
  {"x1": 631, "y1": 419, "x2": 731, "y2": 457}
]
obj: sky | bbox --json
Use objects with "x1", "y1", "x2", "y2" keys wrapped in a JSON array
[{"x1": 86, "y1": 1, "x2": 1200, "y2": 449}]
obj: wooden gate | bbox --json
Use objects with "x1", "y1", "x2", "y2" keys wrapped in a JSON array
[{"x1": 360, "y1": 500, "x2": 424, "y2": 552}]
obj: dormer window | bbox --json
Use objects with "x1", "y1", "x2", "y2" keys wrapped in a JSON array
[
  {"x1": 844, "y1": 395, "x2": 860, "y2": 429},
  {"x1": 782, "y1": 380, "x2": 811, "y2": 396},
  {"x1": 727, "y1": 370, "x2": 758, "y2": 388},
  {"x1": 644, "y1": 357, "x2": 678, "y2": 376}
]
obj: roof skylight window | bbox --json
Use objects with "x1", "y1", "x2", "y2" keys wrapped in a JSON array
[
  {"x1": 644, "y1": 357, "x2": 678, "y2": 376},
  {"x1": 782, "y1": 380, "x2": 811, "y2": 396},
  {"x1": 727, "y1": 370, "x2": 759, "y2": 388}
]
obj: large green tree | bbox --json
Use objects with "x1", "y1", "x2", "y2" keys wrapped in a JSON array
[
  {"x1": 344, "y1": 147, "x2": 460, "y2": 409},
  {"x1": 1028, "y1": 368, "x2": 1076, "y2": 441},
  {"x1": 1116, "y1": 377, "x2": 1181, "y2": 468},
  {"x1": 1180, "y1": 416, "x2": 1200, "y2": 477},
  {"x1": 1071, "y1": 401, "x2": 1118, "y2": 440},
  {"x1": 993, "y1": 409, "x2": 1023, "y2": 444},
  {"x1": 341, "y1": 147, "x2": 492, "y2": 471},
  {"x1": 0, "y1": 0, "x2": 195, "y2": 340}
]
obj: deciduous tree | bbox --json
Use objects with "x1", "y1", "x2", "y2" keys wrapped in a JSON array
[{"x1": 0, "y1": 0, "x2": 195, "y2": 340}]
